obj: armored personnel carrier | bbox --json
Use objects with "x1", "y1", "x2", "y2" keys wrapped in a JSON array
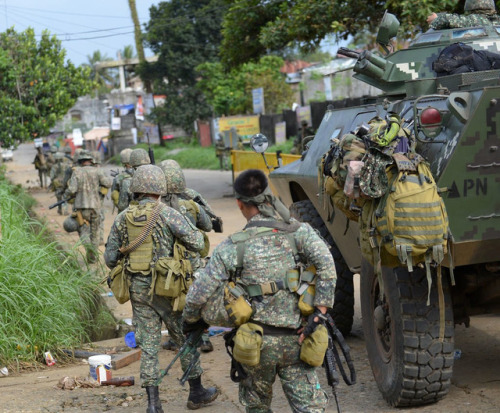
[{"x1": 268, "y1": 12, "x2": 500, "y2": 407}]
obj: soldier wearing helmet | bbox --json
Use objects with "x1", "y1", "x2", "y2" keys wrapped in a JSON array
[
  {"x1": 49, "y1": 152, "x2": 69, "y2": 215},
  {"x1": 158, "y1": 159, "x2": 216, "y2": 353},
  {"x1": 129, "y1": 148, "x2": 151, "y2": 169},
  {"x1": 104, "y1": 165, "x2": 219, "y2": 412},
  {"x1": 64, "y1": 150, "x2": 111, "y2": 263},
  {"x1": 428, "y1": 0, "x2": 499, "y2": 30},
  {"x1": 111, "y1": 148, "x2": 135, "y2": 213},
  {"x1": 91, "y1": 150, "x2": 109, "y2": 245}
]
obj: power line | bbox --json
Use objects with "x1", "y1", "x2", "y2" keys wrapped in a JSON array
[{"x1": 3, "y1": 4, "x2": 138, "y2": 20}]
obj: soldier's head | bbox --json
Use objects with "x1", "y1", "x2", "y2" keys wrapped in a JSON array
[
  {"x1": 77, "y1": 150, "x2": 94, "y2": 166},
  {"x1": 234, "y1": 169, "x2": 268, "y2": 203},
  {"x1": 54, "y1": 152, "x2": 64, "y2": 162},
  {"x1": 130, "y1": 165, "x2": 167, "y2": 198},
  {"x1": 63, "y1": 146, "x2": 72, "y2": 155},
  {"x1": 159, "y1": 159, "x2": 186, "y2": 194},
  {"x1": 120, "y1": 148, "x2": 133, "y2": 167},
  {"x1": 91, "y1": 151, "x2": 101, "y2": 165},
  {"x1": 129, "y1": 148, "x2": 150, "y2": 169},
  {"x1": 50, "y1": 145, "x2": 58, "y2": 154},
  {"x1": 465, "y1": 0, "x2": 496, "y2": 13}
]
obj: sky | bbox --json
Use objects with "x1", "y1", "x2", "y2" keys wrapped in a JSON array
[{"x1": 0, "y1": 0, "x2": 159, "y2": 66}]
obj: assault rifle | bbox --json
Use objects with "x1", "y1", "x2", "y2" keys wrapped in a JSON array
[
  {"x1": 49, "y1": 196, "x2": 74, "y2": 210},
  {"x1": 193, "y1": 195, "x2": 223, "y2": 233},
  {"x1": 337, "y1": 47, "x2": 361, "y2": 60},
  {"x1": 323, "y1": 313, "x2": 356, "y2": 413},
  {"x1": 110, "y1": 169, "x2": 120, "y2": 177},
  {"x1": 155, "y1": 329, "x2": 204, "y2": 386}
]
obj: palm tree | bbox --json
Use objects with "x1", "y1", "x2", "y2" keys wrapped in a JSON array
[{"x1": 84, "y1": 50, "x2": 116, "y2": 92}]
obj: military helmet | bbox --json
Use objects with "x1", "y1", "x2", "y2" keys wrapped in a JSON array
[
  {"x1": 63, "y1": 146, "x2": 72, "y2": 154},
  {"x1": 78, "y1": 150, "x2": 94, "y2": 162},
  {"x1": 465, "y1": 0, "x2": 496, "y2": 12},
  {"x1": 63, "y1": 215, "x2": 79, "y2": 233},
  {"x1": 54, "y1": 152, "x2": 65, "y2": 161},
  {"x1": 130, "y1": 165, "x2": 167, "y2": 195},
  {"x1": 120, "y1": 148, "x2": 133, "y2": 165},
  {"x1": 50, "y1": 145, "x2": 58, "y2": 153},
  {"x1": 129, "y1": 148, "x2": 150, "y2": 168},
  {"x1": 159, "y1": 159, "x2": 186, "y2": 193},
  {"x1": 91, "y1": 151, "x2": 101, "y2": 164}
]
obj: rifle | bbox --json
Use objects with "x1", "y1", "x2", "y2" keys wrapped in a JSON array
[
  {"x1": 110, "y1": 169, "x2": 120, "y2": 177},
  {"x1": 337, "y1": 47, "x2": 361, "y2": 60},
  {"x1": 322, "y1": 313, "x2": 356, "y2": 413},
  {"x1": 147, "y1": 132, "x2": 155, "y2": 165},
  {"x1": 49, "y1": 197, "x2": 74, "y2": 210},
  {"x1": 193, "y1": 195, "x2": 223, "y2": 233},
  {"x1": 155, "y1": 328, "x2": 204, "y2": 386}
]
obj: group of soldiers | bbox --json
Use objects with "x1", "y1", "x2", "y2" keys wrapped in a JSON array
[
  {"x1": 427, "y1": 0, "x2": 499, "y2": 29},
  {"x1": 101, "y1": 159, "x2": 337, "y2": 412}
]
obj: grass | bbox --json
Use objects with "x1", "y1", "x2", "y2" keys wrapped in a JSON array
[
  {"x1": 108, "y1": 136, "x2": 297, "y2": 170},
  {"x1": 0, "y1": 168, "x2": 111, "y2": 368}
]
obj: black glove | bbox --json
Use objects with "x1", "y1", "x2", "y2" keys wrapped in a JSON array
[
  {"x1": 302, "y1": 309, "x2": 327, "y2": 338},
  {"x1": 182, "y1": 318, "x2": 209, "y2": 335},
  {"x1": 107, "y1": 276, "x2": 112, "y2": 288}
]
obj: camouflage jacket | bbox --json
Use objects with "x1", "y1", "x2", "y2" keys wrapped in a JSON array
[
  {"x1": 64, "y1": 165, "x2": 111, "y2": 209},
  {"x1": 430, "y1": 12, "x2": 500, "y2": 30},
  {"x1": 184, "y1": 187, "x2": 215, "y2": 216},
  {"x1": 111, "y1": 169, "x2": 134, "y2": 212},
  {"x1": 104, "y1": 197, "x2": 204, "y2": 270},
  {"x1": 49, "y1": 161, "x2": 66, "y2": 187},
  {"x1": 183, "y1": 213, "x2": 336, "y2": 328}
]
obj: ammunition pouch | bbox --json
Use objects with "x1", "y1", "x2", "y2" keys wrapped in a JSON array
[
  {"x1": 99, "y1": 186, "x2": 109, "y2": 197},
  {"x1": 224, "y1": 282, "x2": 253, "y2": 327},
  {"x1": 233, "y1": 322, "x2": 264, "y2": 367},
  {"x1": 300, "y1": 324, "x2": 329, "y2": 367},
  {"x1": 111, "y1": 189, "x2": 120, "y2": 206},
  {"x1": 108, "y1": 260, "x2": 130, "y2": 304},
  {"x1": 75, "y1": 210, "x2": 89, "y2": 227}
]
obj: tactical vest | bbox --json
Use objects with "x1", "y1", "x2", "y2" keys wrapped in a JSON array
[{"x1": 125, "y1": 202, "x2": 156, "y2": 274}]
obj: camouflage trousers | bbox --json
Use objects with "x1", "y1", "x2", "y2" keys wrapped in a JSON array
[
  {"x1": 130, "y1": 275, "x2": 203, "y2": 387},
  {"x1": 78, "y1": 208, "x2": 100, "y2": 263},
  {"x1": 239, "y1": 335, "x2": 328, "y2": 413}
]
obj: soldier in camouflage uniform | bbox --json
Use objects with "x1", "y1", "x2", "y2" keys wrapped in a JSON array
[
  {"x1": 64, "y1": 150, "x2": 111, "y2": 263},
  {"x1": 63, "y1": 145, "x2": 73, "y2": 163},
  {"x1": 50, "y1": 152, "x2": 68, "y2": 215},
  {"x1": 111, "y1": 148, "x2": 134, "y2": 213},
  {"x1": 104, "y1": 165, "x2": 219, "y2": 413},
  {"x1": 45, "y1": 146, "x2": 57, "y2": 182},
  {"x1": 92, "y1": 151, "x2": 108, "y2": 245},
  {"x1": 183, "y1": 169, "x2": 336, "y2": 413},
  {"x1": 33, "y1": 147, "x2": 48, "y2": 188},
  {"x1": 428, "y1": 0, "x2": 499, "y2": 30},
  {"x1": 158, "y1": 160, "x2": 215, "y2": 353}
]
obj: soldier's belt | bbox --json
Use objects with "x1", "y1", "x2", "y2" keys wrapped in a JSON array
[{"x1": 244, "y1": 270, "x2": 315, "y2": 298}]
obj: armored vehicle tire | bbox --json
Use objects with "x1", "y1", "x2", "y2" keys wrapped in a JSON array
[
  {"x1": 289, "y1": 200, "x2": 354, "y2": 336},
  {"x1": 360, "y1": 258, "x2": 454, "y2": 407}
]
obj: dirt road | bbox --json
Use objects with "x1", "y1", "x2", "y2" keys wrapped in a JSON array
[{"x1": 1, "y1": 144, "x2": 499, "y2": 412}]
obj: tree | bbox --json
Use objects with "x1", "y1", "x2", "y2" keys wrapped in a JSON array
[
  {"x1": 221, "y1": 0, "x2": 460, "y2": 68},
  {"x1": 0, "y1": 28, "x2": 93, "y2": 147},
  {"x1": 197, "y1": 56, "x2": 294, "y2": 117},
  {"x1": 139, "y1": 0, "x2": 228, "y2": 134},
  {"x1": 83, "y1": 50, "x2": 115, "y2": 93}
]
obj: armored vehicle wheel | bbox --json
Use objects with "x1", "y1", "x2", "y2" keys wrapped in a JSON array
[
  {"x1": 360, "y1": 258, "x2": 454, "y2": 406},
  {"x1": 290, "y1": 200, "x2": 354, "y2": 335}
]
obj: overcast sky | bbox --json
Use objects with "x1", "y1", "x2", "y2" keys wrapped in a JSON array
[{"x1": 0, "y1": 0, "x2": 159, "y2": 66}]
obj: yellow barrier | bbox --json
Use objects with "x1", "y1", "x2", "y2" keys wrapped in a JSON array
[{"x1": 230, "y1": 150, "x2": 301, "y2": 194}]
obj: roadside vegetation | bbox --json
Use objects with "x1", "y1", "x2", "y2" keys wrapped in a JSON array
[{"x1": 0, "y1": 169, "x2": 112, "y2": 368}]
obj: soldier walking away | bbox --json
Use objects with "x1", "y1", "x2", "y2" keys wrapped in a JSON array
[
  {"x1": 33, "y1": 147, "x2": 48, "y2": 188},
  {"x1": 45, "y1": 145, "x2": 57, "y2": 182},
  {"x1": 427, "y1": 0, "x2": 500, "y2": 30},
  {"x1": 159, "y1": 159, "x2": 215, "y2": 353},
  {"x1": 183, "y1": 169, "x2": 336, "y2": 413},
  {"x1": 104, "y1": 165, "x2": 219, "y2": 413},
  {"x1": 111, "y1": 148, "x2": 134, "y2": 213},
  {"x1": 92, "y1": 151, "x2": 109, "y2": 245},
  {"x1": 64, "y1": 150, "x2": 111, "y2": 263},
  {"x1": 50, "y1": 152, "x2": 68, "y2": 215}
]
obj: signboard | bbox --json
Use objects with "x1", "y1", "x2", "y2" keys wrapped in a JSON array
[
  {"x1": 252, "y1": 87, "x2": 265, "y2": 114},
  {"x1": 216, "y1": 115, "x2": 260, "y2": 141},
  {"x1": 296, "y1": 105, "x2": 312, "y2": 126},
  {"x1": 34, "y1": 138, "x2": 43, "y2": 148},
  {"x1": 111, "y1": 117, "x2": 121, "y2": 131},
  {"x1": 135, "y1": 95, "x2": 144, "y2": 121},
  {"x1": 72, "y1": 128, "x2": 83, "y2": 146}
]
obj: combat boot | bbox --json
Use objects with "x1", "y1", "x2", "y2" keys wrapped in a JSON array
[
  {"x1": 187, "y1": 376, "x2": 219, "y2": 410},
  {"x1": 145, "y1": 386, "x2": 164, "y2": 413}
]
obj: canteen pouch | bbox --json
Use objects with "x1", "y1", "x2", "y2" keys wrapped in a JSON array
[
  {"x1": 99, "y1": 186, "x2": 109, "y2": 196},
  {"x1": 111, "y1": 189, "x2": 120, "y2": 206},
  {"x1": 233, "y1": 323, "x2": 264, "y2": 367},
  {"x1": 286, "y1": 269, "x2": 300, "y2": 292},
  {"x1": 300, "y1": 324, "x2": 329, "y2": 367},
  {"x1": 224, "y1": 282, "x2": 253, "y2": 327},
  {"x1": 154, "y1": 257, "x2": 188, "y2": 298},
  {"x1": 298, "y1": 284, "x2": 316, "y2": 316},
  {"x1": 108, "y1": 261, "x2": 130, "y2": 304}
]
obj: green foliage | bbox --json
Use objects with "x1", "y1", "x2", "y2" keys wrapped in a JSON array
[
  {"x1": 0, "y1": 172, "x2": 106, "y2": 366},
  {"x1": 83, "y1": 50, "x2": 116, "y2": 94},
  {"x1": 0, "y1": 28, "x2": 93, "y2": 147},
  {"x1": 221, "y1": 0, "x2": 461, "y2": 67},
  {"x1": 197, "y1": 56, "x2": 294, "y2": 116},
  {"x1": 140, "y1": 0, "x2": 228, "y2": 133}
]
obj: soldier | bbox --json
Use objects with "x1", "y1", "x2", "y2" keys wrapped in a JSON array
[
  {"x1": 130, "y1": 148, "x2": 151, "y2": 169},
  {"x1": 45, "y1": 145, "x2": 57, "y2": 180},
  {"x1": 64, "y1": 150, "x2": 111, "y2": 263},
  {"x1": 158, "y1": 160, "x2": 215, "y2": 353},
  {"x1": 33, "y1": 147, "x2": 48, "y2": 188},
  {"x1": 63, "y1": 145, "x2": 73, "y2": 163},
  {"x1": 104, "y1": 165, "x2": 219, "y2": 413},
  {"x1": 428, "y1": 0, "x2": 500, "y2": 30},
  {"x1": 183, "y1": 169, "x2": 336, "y2": 412},
  {"x1": 92, "y1": 150, "x2": 108, "y2": 245},
  {"x1": 111, "y1": 148, "x2": 134, "y2": 213},
  {"x1": 50, "y1": 152, "x2": 68, "y2": 215}
]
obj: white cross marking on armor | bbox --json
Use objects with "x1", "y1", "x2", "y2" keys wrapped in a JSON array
[
  {"x1": 474, "y1": 41, "x2": 500, "y2": 51},
  {"x1": 395, "y1": 62, "x2": 419, "y2": 80}
]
